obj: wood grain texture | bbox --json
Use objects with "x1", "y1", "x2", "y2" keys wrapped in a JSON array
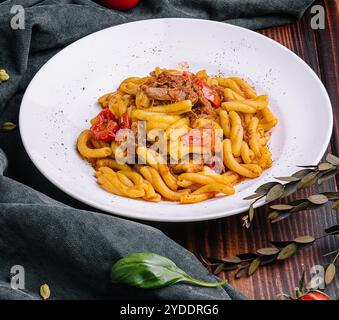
[{"x1": 152, "y1": 0, "x2": 339, "y2": 300}]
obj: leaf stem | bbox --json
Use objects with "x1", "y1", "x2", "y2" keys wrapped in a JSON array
[
  {"x1": 323, "y1": 248, "x2": 339, "y2": 257},
  {"x1": 315, "y1": 234, "x2": 332, "y2": 241},
  {"x1": 332, "y1": 250, "x2": 339, "y2": 264},
  {"x1": 185, "y1": 277, "x2": 227, "y2": 288}
]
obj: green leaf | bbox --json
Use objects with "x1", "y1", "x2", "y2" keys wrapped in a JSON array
[
  {"x1": 259, "y1": 255, "x2": 277, "y2": 266},
  {"x1": 222, "y1": 256, "x2": 241, "y2": 264},
  {"x1": 281, "y1": 181, "x2": 299, "y2": 197},
  {"x1": 199, "y1": 255, "x2": 222, "y2": 266},
  {"x1": 242, "y1": 193, "x2": 262, "y2": 200},
  {"x1": 307, "y1": 194, "x2": 328, "y2": 205},
  {"x1": 290, "y1": 201, "x2": 310, "y2": 213},
  {"x1": 326, "y1": 154, "x2": 339, "y2": 166},
  {"x1": 270, "y1": 240, "x2": 294, "y2": 248},
  {"x1": 277, "y1": 243, "x2": 297, "y2": 260},
  {"x1": 292, "y1": 169, "x2": 313, "y2": 179},
  {"x1": 248, "y1": 258, "x2": 261, "y2": 276},
  {"x1": 243, "y1": 204, "x2": 255, "y2": 228},
  {"x1": 318, "y1": 163, "x2": 335, "y2": 171},
  {"x1": 270, "y1": 204, "x2": 294, "y2": 211},
  {"x1": 317, "y1": 169, "x2": 338, "y2": 184},
  {"x1": 236, "y1": 253, "x2": 258, "y2": 261},
  {"x1": 235, "y1": 267, "x2": 247, "y2": 279},
  {"x1": 274, "y1": 176, "x2": 300, "y2": 182},
  {"x1": 268, "y1": 211, "x2": 279, "y2": 220},
  {"x1": 270, "y1": 211, "x2": 292, "y2": 223},
  {"x1": 297, "y1": 172, "x2": 318, "y2": 189},
  {"x1": 322, "y1": 192, "x2": 339, "y2": 200},
  {"x1": 111, "y1": 253, "x2": 227, "y2": 289},
  {"x1": 265, "y1": 184, "x2": 284, "y2": 202},
  {"x1": 294, "y1": 235, "x2": 315, "y2": 244},
  {"x1": 255, "y1": 182, "x2": 279, "y2": 195},
  {"x1": 296, "y1": 269, "x2": 306, "y2": 297},
  {"x1": 213, "y1": 264, "x2": 224, "y2": 275},
  {"x1": 249, "y1": 204, "x2": 254, "y2": 223},
  {"x1": 332, "y1": 200, "x2": 339, "y2": 210},
  {"x1": 325, "y1": 263, "x2": 336, "y2": 285},
  {"x1": 257, "y1": 247, "x2": 279, "y2": 256},
  {"x1": 222, "y1": 263, "x2": 241, "y2": 271}
]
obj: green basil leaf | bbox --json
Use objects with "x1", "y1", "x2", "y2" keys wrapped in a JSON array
[{"x1": 111, "y1": 253, "x2": 226, "y2": 289}]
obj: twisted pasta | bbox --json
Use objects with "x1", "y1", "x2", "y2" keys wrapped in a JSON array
[{"x1": 77, "y1": 67, "x2": 277, "y2": 205}]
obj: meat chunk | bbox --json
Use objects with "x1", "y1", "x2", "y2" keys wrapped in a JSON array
[
  {"x1": 141, "y1": 71, "x2": 218, "y2": 121},
  {"x1": 144, "y1": 87, "x2": 171, "y2": 100},
  {"x1": 142, "y1": 72, "x2": 199, "y2": 103},
  {"x1": 143, "y1": 87, "x2": 188, "y2": 101}
]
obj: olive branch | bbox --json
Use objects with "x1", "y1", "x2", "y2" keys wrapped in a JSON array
[
  {"x1": 242, "y1": 153, "x2": 339, "y2": 228},
  {"x1": 200, "y1": 224, "x2": 339, "y2": 284}
]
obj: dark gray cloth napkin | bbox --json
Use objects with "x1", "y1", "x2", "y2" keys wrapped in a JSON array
[{"x1": 0, "y1": 0, "x2": 314, "y2": 300}]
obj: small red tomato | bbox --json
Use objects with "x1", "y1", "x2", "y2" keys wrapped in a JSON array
[
  {"x1": 90, "y1": 109, "x2": 119, "y2": 142},
  {"x1": 99, "y1": 0, "x2": 140, "y2": 11},
  {"x1": 298, "y1": 291, "x2": 331, "y2": 300},
  {"x1": 193, "y1": 78, "x2": 221, "y2": 107}
]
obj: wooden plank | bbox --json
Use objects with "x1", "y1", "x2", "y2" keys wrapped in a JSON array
[{"x1": 154, "y1": 0, "x2": 338, "y2": 300}]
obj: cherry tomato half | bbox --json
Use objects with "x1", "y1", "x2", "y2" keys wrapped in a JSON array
[
  {"x1": 90, "y1": 109, "x2": 119, "y2": 142},
  {"x1": 194, "y1": 78, "x2": 221, "y2": 107}
]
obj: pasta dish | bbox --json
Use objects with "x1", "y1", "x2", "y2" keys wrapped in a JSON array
[{"x1": 77, "y1": 67, "x2": 277, "y2": 204}]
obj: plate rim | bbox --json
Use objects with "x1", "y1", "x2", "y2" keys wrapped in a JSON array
[{"x1": 19, "y1": 18, "x2": 333, "y2": 222}]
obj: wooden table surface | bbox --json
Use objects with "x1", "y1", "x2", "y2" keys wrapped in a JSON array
[{"x1": 153, "y1": 0, "x2": 339, "y2": 300}]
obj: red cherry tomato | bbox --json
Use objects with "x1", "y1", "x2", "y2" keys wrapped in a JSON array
[
  {"x1": 201, "y1": 83, "x2": 221, "y2": 107},
  {"x1": 298, "y1": 291, "x2": 331, "y2": 300},
  {"x1": 99, "y1": 0, "x2": 139, "y2": 11},
  {"x1": 90, "y1": 109, "x2": 119, "y2": 142},
  {"x1": 194, "y1": 78, "x2": 221, "y2": 107},
  {"x1": 119, "y1": 111, "x2": 130, "y2": 129}
]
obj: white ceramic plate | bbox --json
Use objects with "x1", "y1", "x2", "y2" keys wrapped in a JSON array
[{"x1": 20, "y1": 18, "x2": 333, "y2": 222}]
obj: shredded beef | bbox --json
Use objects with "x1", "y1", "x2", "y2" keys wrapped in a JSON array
[
  {"x1": 144, "y1": 87, "x2": 187, "y2": 101},
  {"x1": 141, "y1": 71, "x2": 218, "y2": 122},
  {"x1": 143, "y1": 87, "x2": 171, "y2": 100},
  {"x1": 142, "y1": 72, "x2": 198, "y2": 103}
]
